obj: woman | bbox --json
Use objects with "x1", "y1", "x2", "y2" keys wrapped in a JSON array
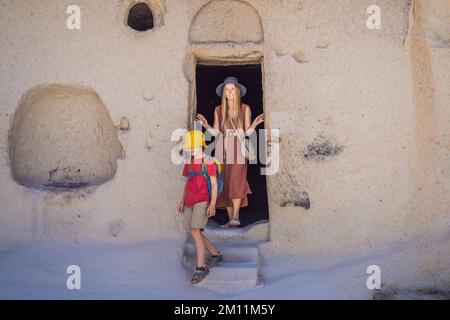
[{"x1": 197, "y1": 76, "x2": 264, "y2": 227}]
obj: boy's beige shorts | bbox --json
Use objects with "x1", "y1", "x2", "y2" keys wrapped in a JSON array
[{"x1": 184, "y1": 201, "x2": 209, "y2": 230}]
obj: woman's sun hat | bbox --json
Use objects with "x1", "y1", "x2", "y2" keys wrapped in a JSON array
[{"x1": 216, "y1": 76, "x2": 247, "y2": 97}]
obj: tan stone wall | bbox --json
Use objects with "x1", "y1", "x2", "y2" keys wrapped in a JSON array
[
  {"x1": 9, "y1": 84, "x2": 124, "y2": 189},
  {"x1": 0, "y1": 0, "x2": 190, "y2": 242},
  {"x1": 0, "y1": 0, "x2": 449, "y2": 286}
]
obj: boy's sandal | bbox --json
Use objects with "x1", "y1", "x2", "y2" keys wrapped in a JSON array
[
  {"x1": 207, "y1": 251, "x2": 223, "y2": 267},
  {"x1": 191, "y1": 265, "x2": 209, "y2": 284}
]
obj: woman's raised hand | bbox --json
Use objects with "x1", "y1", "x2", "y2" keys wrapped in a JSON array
[
  {"x1": 253, "y1": 113, "x2": 265, "y2": 127},
  {"x1": 196, "y1": 114, "x2": 209, "y2": 128}
]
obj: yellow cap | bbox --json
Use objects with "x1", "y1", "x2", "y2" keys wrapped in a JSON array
[{"x1": 183, "y1": 130, "x2": 207, "y2": 149}]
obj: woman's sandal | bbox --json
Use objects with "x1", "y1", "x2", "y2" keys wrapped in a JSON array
[
  {"x1": 191, "y1": 265, "x2": 209, "y2": 284},
  {"x1": 229, "y1": 218, "x2": 241, "y2": 227}
]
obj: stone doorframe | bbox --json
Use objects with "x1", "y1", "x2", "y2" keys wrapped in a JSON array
[
  {"x1": 183, "y1": 49, "x2": 275, "y2": 241},
  {"x1": 183, "y1": 49, "x2": 266, "y2": 131}
]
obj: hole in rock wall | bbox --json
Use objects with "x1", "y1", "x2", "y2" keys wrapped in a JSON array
[{"x1": 127, "y1": 2, "x2": 154, "y2": 31}]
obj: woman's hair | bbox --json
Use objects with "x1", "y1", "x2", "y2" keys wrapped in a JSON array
[{"x1": 220, "y1": 84, "x2": 243, "y2": 131}]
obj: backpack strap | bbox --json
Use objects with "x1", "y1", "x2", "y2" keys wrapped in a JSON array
[
  {"x1": 186, "y1": 159, "x2": 211, "y2": 195},
  {"x1": 186, "y1": 157, "x2": 221, "y2": 200},
  {"x1": 202, "y1": 159, "x2": 212, "y2": 197},
  {"x1": 186, "y1": 157, "x2": 208, "y2": 179}
]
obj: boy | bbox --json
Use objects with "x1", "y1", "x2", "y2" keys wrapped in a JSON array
[{"x1": 177, "y1": 130, "x2": 223, "y2": 284}]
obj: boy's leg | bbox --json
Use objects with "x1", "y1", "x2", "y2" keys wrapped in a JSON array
[
  {"x1": 202, "y1": 233, "x2": 219, "y2": 256},
  {"x1": 184, "y1": 206, "x2": 193, "y2": 235},
  {"x1": 189, "y1": 202, "x2": 209, "y2": 268},
  {"x1": 191, "y1": 228, "x2": 206, "y2": 267}
]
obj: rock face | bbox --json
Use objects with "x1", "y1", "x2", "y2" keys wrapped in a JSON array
[
  {"x1": 421, "y1": 0, "x2": 450, "y2": 47},
  {"x1": 8, "y1": 84, "x2": 123, "y2": 189},
  {"x1": 1, "y1": 0, "x2": 450, "y2": 293},
  {"x1": 190, "y1": 0, "x2": 263, "y2": 44},
  {"x1": 292, "y1": 50, "x2": 309, "y2": 63}
]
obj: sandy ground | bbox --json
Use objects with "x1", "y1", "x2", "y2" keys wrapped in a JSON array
[{"x1": 0, "y1": 239, "x2": 390, "y2": 300}]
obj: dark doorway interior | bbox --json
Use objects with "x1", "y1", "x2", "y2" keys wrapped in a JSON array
[{"x1": 195, "y1": 63, "x2": 269, "y2": 228}]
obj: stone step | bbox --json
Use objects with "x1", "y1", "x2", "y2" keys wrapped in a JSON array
[
  {"x1": 203, "y1": 219, "x2": 269, "y2": 243},
  {"x1": 183, "y1": 242, "x2": 259, "y2": 263},
  {"x1": 183, "y1": 221, "x2": 267, "y2": 292},
  {"x1": 195, "y1": 262, "x2": 261, "y2": 292}
]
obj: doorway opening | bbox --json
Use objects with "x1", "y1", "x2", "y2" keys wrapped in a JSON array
[{"x1": 194, "y1": 62, "x2": 269, "y2": 228}]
